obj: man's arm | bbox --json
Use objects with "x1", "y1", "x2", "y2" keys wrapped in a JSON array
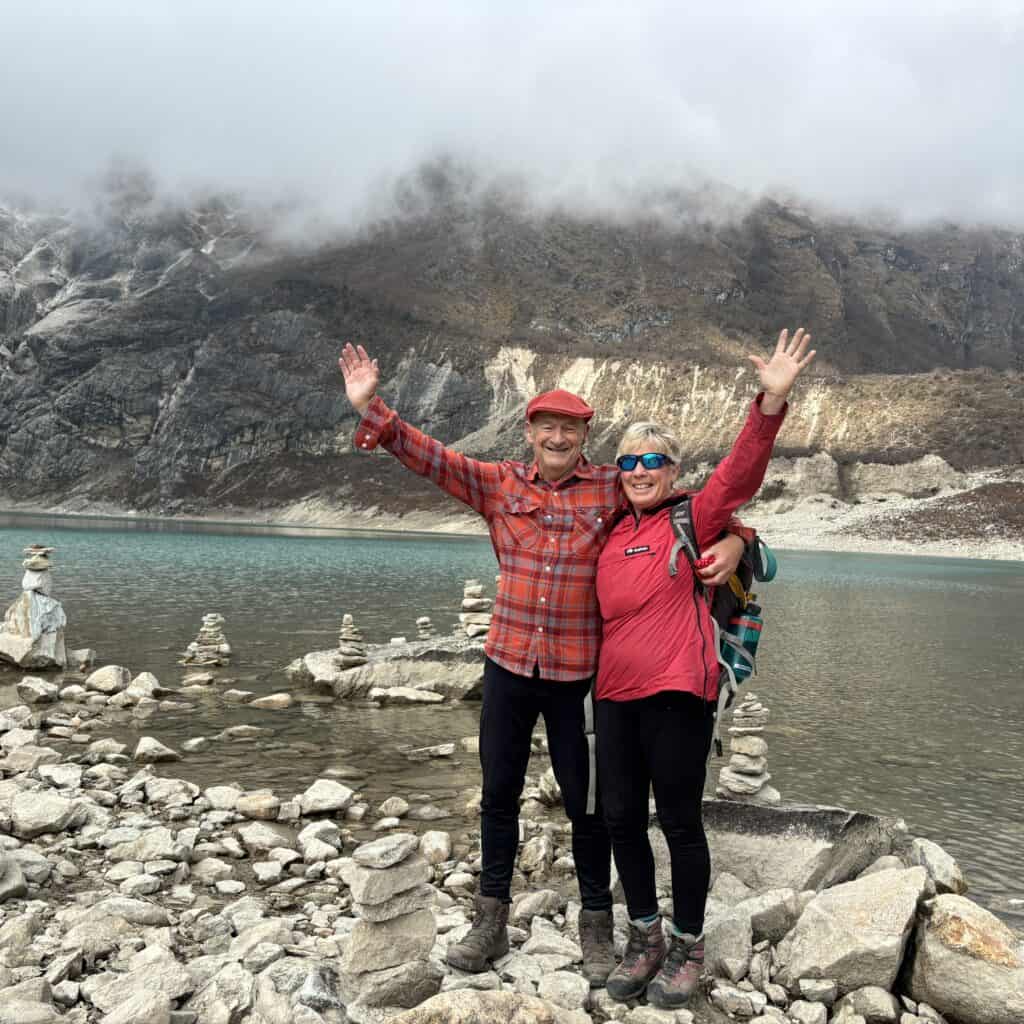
[{"x1": 339, "y1": 343, "x2": 501, "y2": 517}]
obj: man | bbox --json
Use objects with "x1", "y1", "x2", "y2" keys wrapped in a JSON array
[{"x1": 338, "y1": 343, "x2": 746, "y2": 984}]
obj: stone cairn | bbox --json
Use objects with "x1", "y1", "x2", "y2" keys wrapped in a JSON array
[
  {"x1": 415, "y1": 615, "x2": 435, "y2": 640},
  {"x1": 0, "y1": 544, "x2": 67, "y2": 669},
  {"x1": 458, "y1": 578, "x2": 493, "y2": 639},
  {"x1": 339, "y1": 834, "x2": 442, "y2": 1021},
  {"x1": 180, "y1": 612, "x2": 232, "y2": 667},
  {"x1": 337, "y1": 613, "x2": 368, "y2": 669},
  {"x1": 716, "y1": 692, "x2": 781, "y2": 806}
]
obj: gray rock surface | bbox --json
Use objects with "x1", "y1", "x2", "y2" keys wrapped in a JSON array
[
  {"x1": 781, "y1": 867, "x2": 929, "y2": 994},
  {"x1": 907, "y1": 894, "x2": 1024, "y2": 1024}
]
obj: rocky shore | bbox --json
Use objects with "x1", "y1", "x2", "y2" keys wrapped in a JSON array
[{"x1": 0, "y1": 643, "x2": 1020, "y2": 1024}]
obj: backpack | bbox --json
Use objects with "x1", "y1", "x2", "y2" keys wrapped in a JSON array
[{"x1": 666, "y1": 496, "x2": 777, "y2": 756}]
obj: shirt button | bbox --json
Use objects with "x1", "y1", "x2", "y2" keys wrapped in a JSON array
[
  {"x1": 537, "y1": 627, "x2": 544, "y2": 633},
  {"x1": 545, "y1": 566, "x2": 552, "y2": 572},
  {"x1": 544, "y1": 514, "x2": 552, "y2": 520},
  {"x1": 360, "y1": 443, "x2": 368, "y2": 449},
  {"x1": 539, "y1": 596, "x2": 546, "y2": 603},
  {"x1": 597, "y1": 517, "x2": 603, "y2": 524}
]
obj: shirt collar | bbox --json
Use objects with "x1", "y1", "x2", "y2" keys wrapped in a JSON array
[{"x1": 527, "y1": 456, "x2": 596, "y2": 486}]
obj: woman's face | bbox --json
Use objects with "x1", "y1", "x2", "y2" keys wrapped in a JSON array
[{"x1": 618, "y1": 441, "x2": 680, "y2": 513}]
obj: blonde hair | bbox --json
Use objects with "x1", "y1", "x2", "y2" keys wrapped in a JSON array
[{"x1": 616, "y1": 421, "x2": 683, "y2": 464}]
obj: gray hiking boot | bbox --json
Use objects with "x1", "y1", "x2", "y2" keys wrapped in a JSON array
[
  {"x1": 605, "y1": 917, "x2": 666, "y2": 1002},
  {"x1": 446, "y1": 895, "x2": 510, "y2": 973},
  {"x1": 578, "y1": 908, "x2": 616, "y2": 987},
  {"x1": 646, "y1": 932, "x2": 704, "y2": 1008}
]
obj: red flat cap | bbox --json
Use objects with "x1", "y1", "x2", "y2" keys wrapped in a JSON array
[{"x1": 526, "y1": 389, "x2": 594, "y2": 422}]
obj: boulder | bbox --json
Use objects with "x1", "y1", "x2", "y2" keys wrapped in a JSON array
[
  {"x1": 780, "y1": 867, "x2": 929, "y2": 994},
  {"x1": 16, "y1": 677, "x2": 59, "y2": 703},
  {"x1": 907, "y1": 893, "x2": 1024, "y2": 1024},
  {"x1": 11, "y1": 791, "x2": 80, "y2": 838},
  {"x1": 0, "y1": 856, "x2": 28, "y2": 902},
  {"x1": 352, "y1": 833, "x2": 419, "y2": 869},
  {"x1": 299, "y1": 778, "x2": 354, "y2": 815},
  {"x1": 340, "y1": 909, "x2": 436, "y2": 975},
  {"x1": 341, "y1": 854, "x2": 430, "y2": 905},
  {"x1": 0, "y1": 590, "x2": 67, "y2": 669},
  {"x1": 133, "y1": 737, "x2": 180, "y2": 763},
  {"x1": 907, "y1": 838, "x2": 968, "y2": 895},
  {"x1": 84, "y1": 665, "x2": 131, "y2": 695}
]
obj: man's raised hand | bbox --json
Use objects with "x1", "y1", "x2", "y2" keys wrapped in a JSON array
[
  {"x1": 338, "y1": 343, "x2": 380, "y2": 416},
  {"x1": 748, "y1": 328, "x2": 816, "y2": 410}
]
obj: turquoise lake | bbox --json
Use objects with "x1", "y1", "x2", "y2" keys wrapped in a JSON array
[{"x1": 1, "y1": 511, "x2": 1022, "y2": 922}]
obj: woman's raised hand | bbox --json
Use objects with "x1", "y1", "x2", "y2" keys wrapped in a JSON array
[
  {"x1": 338, "y1": 343, "x2": 380, "y2": 416},
  {"x1": 748, "y1": 328, "x2": 816, "y2": 403}
]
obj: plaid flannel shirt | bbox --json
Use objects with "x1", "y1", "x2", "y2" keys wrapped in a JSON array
[{"x1": 355, "y1": 395, "x2": 750, "y2": 681}]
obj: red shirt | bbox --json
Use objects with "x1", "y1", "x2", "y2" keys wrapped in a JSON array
[
  {"x1": 356, "y1": 395, "x2": 754, "y2": 682},
  {"x1": 595, "y1": 395, "x2": 785, "y2": 703}
]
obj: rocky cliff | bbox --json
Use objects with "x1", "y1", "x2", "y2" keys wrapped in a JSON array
[{"x1": 1, "y1": 180, "x2": 1022, "y2": 530}]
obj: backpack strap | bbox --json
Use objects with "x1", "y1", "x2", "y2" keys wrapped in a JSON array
[{"x1": 667, "y1": 497, "x2": 702, "y2": 579}]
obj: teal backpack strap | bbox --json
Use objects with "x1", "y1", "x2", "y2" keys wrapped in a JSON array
[{"x1": 667, "y1": 497, "x2": 702, "y2": 578}]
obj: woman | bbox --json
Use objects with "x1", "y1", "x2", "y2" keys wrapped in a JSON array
[{"x1": 596, "y1": 327, "x2": 815, "y2": 1008}]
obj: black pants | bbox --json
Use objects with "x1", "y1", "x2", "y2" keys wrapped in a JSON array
[
  {"x1": 596, "y1": 690, "x2": 715, "y2": 934},
  {"x1": 478, "y1": 657, "x2": 612, "y2": 911}
]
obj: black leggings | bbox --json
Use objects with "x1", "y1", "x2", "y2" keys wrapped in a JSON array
[
  {"x1": 595, "y1": 690, "x2": 715, "y2": 934},
  {"x1": 478, "y1": 657, "x2": 612, "y2": 911}
]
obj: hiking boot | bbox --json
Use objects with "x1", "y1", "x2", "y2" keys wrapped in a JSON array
[
  {"x1": 578, "y1": 908, "x2": 616, "y2": 988},
  {"x1": 605, "y1": 917, "x2": 666, "y2": 1002},
  {"x1": 446, "y1": 895, "x2": 510, "y2": 972},
  {"x1": 646, "y1": 932, "x2": 704, "y2": 1008}
]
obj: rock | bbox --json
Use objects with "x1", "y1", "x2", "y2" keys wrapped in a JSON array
[
  {"x1": 90, "y1": 943, "x2": 193, "y2": 1013},
  {"x1": 16, "y1": 677, "x2": 59, "y2": 703},
  {"x1": 537, "y1": 971, "x2": 590, "y2": 1011},
  {"x1": 250, "y1": 692, "x2": 293, "y2": 709},
  {"x1": 705, "y1": 908, "x2": 753, "y2": 982},
  {"x1": 734, "y1": 888, "x2": 801, "y2": 943},
  {"x1": 511, "y1": 889, "x2": 563, "y2": 924},
  {"x1": 907, "y1": 838, "x2": 968, "y2": 895},
  {"x1": 354, "y1": 882, "x2": 435, "y2": 923},
  {"x1": 341, "y1": 854, "x2": 431, "y2": 904},
  {"x1": 377, "y1": 796, "x2": 410, "y2": 817},
  {"x1": 520, "y1": 834, "x2": 555, "y2": 875},
  {"x1": 133, "y1": 737, "x2": 181, "y2": 763},
  {"x1": 907, "y1": 893, "x2": 1024, "y2": 1024},
  {"x1": 781, "y1": 867, "x2": 929, "y2": 995},
  {"x1": 0, "y1": 590, "x2": 67, "y2": 669},
  {"x1": 236, "y1": 791, "x2": 281, "y2": 820},
  {"x1": 341, "y1": 908, "x2": 436, "y2": 974},
  {"x1": 799, "y1": 978, "x2": 839, "y2": 1005},
  {"x1": 11, "y1": 790, "x2": 79, "y2": 837},
  {"x1": 353, "y1": 833, "x2": 420, "y2": 868},
  {"x1": 790, "y1": 1001, "x2": 828, "y2": 1024},
  {"x1": 299, "y1": 779, "x2": 354, "y2": 815},
  {"x1": 204, "y1": 785, "x2": 242, "y2": 811},
  {"x1": 340, "y1": 960, "x2": 444, "y2": 1011},
  {"x1": 85, "y1": 665, "x2": 131, "y2": 695},
  {"x1": 236, "y1": 821, "x2": 294, "y2": 854},
  {"x1": 0, "y1": 857, "x2": 28, "y2": 902},
  {"x1": 183, "y1": 962, "x2": 254, "y2": 1022},
  {"x1": 99, "y1": 989, "x2": 172, "y2": 1023},
  {"x1": 538, "y1": 768, "x2": 562, "y2": 806},
  {"x1": 832, "y1": 986, "x2": 901, "y2": 1022},
  {"x1": 391, "y1": 989, "x2": 588, "y2": 1023},
  {"x1": 420, "y1": 830, "x2": 452, "y2": 865}
]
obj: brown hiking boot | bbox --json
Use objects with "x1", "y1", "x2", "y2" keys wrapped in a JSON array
[
  {"x1": 646, "y1": 932, "x2": 704, "y2": 1008},
  {"x1": 578, "y1": 908, "x2": 616, "y2": 988},
  {"x1": 446, "y1": 895, "x2": 510, "y2": 972},
  {"x1": 605, "y1": 917, "x2": 666, "y2": 1002}
]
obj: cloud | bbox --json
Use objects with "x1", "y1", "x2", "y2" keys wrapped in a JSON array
[{"x1": 2, "y1": 0, "x2": 1023, "y2": 227}]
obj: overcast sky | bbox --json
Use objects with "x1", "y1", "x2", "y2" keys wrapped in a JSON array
[{"x1": 2, "y1": 0, "x2": 1023, "y2": 227}]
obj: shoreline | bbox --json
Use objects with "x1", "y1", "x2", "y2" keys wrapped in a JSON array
[{"x1": 2, "y1": 479, "x2": 1023, "y2": 563}]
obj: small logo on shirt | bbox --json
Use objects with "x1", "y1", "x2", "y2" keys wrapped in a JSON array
[{"x1": 624, "y1": 545, "x2": 651, "y2": 556}]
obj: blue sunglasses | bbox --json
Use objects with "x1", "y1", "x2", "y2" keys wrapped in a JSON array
[{"x1": 615, "y1": 452, "x2": 674, "y2": 472}]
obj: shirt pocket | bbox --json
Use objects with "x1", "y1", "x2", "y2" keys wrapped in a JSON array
[
  {"x1": 570, "y1": 506, "x2": 615, "y2": 557},
  {"x1": 495, "y1": 497, "x2": 543, "y2": 550}
]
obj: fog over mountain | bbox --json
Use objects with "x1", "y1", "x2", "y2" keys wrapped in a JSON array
[{"x1": 3, "y1": 1, "x2": 1023, "y2": 228}]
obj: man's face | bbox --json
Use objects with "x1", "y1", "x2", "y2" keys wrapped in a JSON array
[{"x1": 525, "y1": 412, "x2": 588, "y2": 482}]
